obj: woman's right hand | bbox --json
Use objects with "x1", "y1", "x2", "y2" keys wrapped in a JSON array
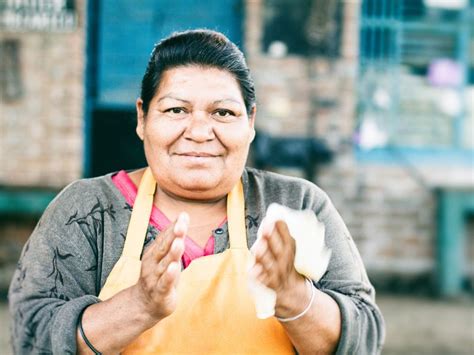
[{"x1": 133, "y1": 212, "x2": 189, "y2": 322}]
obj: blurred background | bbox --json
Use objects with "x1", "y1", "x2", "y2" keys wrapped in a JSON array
[{"x1": 0, "y1": 0, "x2": 473, "y2": 353}]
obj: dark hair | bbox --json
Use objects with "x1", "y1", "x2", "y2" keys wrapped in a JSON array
[{"x1": 140, "y1": 29, "x2": 256, "y2": 115}]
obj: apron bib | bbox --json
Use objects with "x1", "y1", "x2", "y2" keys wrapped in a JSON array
[{"x1": 99, "y1": 168, "x2": 294, "y2": 354}]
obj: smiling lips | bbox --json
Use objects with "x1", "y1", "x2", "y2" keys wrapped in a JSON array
[
  {"x1": 176, "y1": 152, "x2": 220, "y2": 158},
  {"x1": 175, "y1": 152, "x2": 220, "y2": 166}
]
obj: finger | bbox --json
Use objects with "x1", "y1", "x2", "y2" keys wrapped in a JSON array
[
  {"x1": 275, "y1": 220, "x2": 292, "y2": 245},
  {"x1": 253, "y1": 264, "x2": 275, "y2": 289},
  {"x1": 141, "y1": 240, "x2": 156, "y2": 261},
  {"x1": 154, "y1": 212, "x2": 189, "y2": 262},
  {"x1": 251, "y1": 253, "x2": 280, "y2": 290},
  {"x1": 256, "y1": 223, "x2": 285, "y2": 265},
  {"x1": 264, "y1": 221, "x2": 298, "y2": 287},
  {"x1": 274, "y1": 220, "x2": 297, "y2": 269},
  {"x1": 275, "y1": 221, "x2": 295, "y2": 260},
  {"x1": 157, "y1": 261, "x2": 181, "y2": 291},
  {"x1": 254, "y1": 243, "x2": 276, "y2": 275},
  {"x1": 155, "y1": 236, "x2": 185, "y2": 278},
  {"x1": 253, "y1": 219, "x2": 275, "y2": 257},
  {"x1": 153, "y1": 230, "x2": 177, "y2": 262},
  {"x1": 174, "y1": 212, "x2": 189, "y2": 237},
  {"x1": 252, "y1": 242, "x2": 280, "y2": 287},
  {"x1": 249, "y1": 262, "x2": 264, "y2": 281},
  {"x1": 264, "y1": 222, "x2": 285, "y2": 259},
  {"x1": 260, "y1": 218, "x2": 275, "y2": 239}
]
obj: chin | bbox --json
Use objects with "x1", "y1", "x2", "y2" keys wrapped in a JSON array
[
  {"x1": 173, "y1": 170, "x2": 237, "y2": 200},
  {"x1": 178, "y1": 172, "x2": 220, "y2": 190}
]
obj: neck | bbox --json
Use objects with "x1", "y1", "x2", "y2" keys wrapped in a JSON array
[
  {"x1": 155, "y1": 185, "x2": 227, "y2": 226},
  {"x1": 128, "y1": 167, "x2": 228, "y2": 228}
]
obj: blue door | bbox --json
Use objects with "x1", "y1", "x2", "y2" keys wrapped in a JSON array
[
  {"x1": 85, "y1": 0, "x2": 244, "y2": 176},
  {"x1": 97, "y1": 0, "x2": 243, "y2": 107}
]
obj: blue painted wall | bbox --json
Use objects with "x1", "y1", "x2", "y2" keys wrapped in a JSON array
[{"x1": 96, "y1": 0, "x2": 243, "y2": 107}]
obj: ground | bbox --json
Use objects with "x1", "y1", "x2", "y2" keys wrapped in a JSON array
[
  {"x1": 378, "y1": 294, "x2": 474, "y2": 355},
  {"x1": 0, "y1": 294, "x2": 473, "y2": 354}
]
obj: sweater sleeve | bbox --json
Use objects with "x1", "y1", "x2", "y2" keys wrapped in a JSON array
[
  {"x1": 242, "y1": 168, "x2": 385, "y2": 354},
  {"x1": 314, "y1": 191, "x2": 385, "y2": 355},
  {"x1": 8, "y1": 181, "x2": 115, "y2": 354}
]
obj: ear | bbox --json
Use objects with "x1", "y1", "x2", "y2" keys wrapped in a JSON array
[
  {"x1": 248, "y1": 105, "x2": 256, "y2": 143},
  {"x1": 136, "y1": 98, "x2": 145, "y2": 141}
]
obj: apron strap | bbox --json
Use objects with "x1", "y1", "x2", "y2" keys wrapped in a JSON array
[
  {"x1": 122, "y1": 167, "x2": 156, "y2": 260},
  {"x1": 123, "y1": 169, "x2": 246, "y2": 257},
  {"x1": 227, "y1": 179, "x2": 247, "y2": 249}
]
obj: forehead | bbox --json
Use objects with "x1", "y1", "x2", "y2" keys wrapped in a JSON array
[{"x1": 156, "y1": 65, "x2": 244, "y2": 102}]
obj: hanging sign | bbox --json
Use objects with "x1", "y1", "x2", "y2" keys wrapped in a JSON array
[
  {"x1": 424, "y1": 0, "x2": 467, "y2": 9},
  {"x1": 0, "y1": 0, "x2": 77, "y2": 31}
]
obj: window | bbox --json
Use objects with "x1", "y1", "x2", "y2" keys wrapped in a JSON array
[
  {"x1": 0, "y1": 39, "x2": 22, "y2": 102},
  {"x1": 356, "y1": 0, "x2": 473, "y2": 157},
  {"x1": 0, "y1": 0, "x2": 77, "y2": 31},
  {"x1": 263, "y1": 0, "x2": 342, "y2": 57}
]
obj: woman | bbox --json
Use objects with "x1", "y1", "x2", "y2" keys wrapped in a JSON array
[{"x1": 9, "y1": 30, "x2": 384, "y2": 354}]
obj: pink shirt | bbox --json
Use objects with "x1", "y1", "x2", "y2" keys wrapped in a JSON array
[{"x1": 112, "y1": 170, "x2": 224, "y2": 268}]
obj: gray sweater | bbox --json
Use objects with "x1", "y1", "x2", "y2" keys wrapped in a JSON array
[{"x1": 8, "y1": 167, "x2": 385, "y2": 354}]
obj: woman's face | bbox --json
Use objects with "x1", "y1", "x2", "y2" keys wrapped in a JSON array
[{"x1": 136, "y1": 65, "x2": 255, "y2": 201}]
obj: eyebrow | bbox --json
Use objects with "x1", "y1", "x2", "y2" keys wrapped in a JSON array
[
  {"x1": 213, "y1": 98, "x2": 242, "y2": 105},
  {"x1": 156, "y1": 95, "x2": 242, "y2": 105},
  {"x1": 156, "y1": 95, "x2": 190, "y2": 104}
]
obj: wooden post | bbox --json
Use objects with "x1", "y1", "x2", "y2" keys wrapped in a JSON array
[{"x1": 436, "y1": 189, "x2": 474, "y2": 297}]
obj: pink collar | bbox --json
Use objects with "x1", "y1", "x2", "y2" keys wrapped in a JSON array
[{"x1": 111, "y1": 170, "x2": 226, "y2": 268}]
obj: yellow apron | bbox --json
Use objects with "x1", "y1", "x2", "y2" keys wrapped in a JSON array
[{"x1": 99, "y1": 168, "x2": 294, "y2": 354}]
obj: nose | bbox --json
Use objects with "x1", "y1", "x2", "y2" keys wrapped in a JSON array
[{"x1": 183, "y1": 110, "x2": 215, "y2": 142}]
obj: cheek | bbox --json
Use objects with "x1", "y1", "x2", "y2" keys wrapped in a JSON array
[
  {"x1": 144, "y1": 120, "x2": 182, "y2": 151},
  {"x1": 218, "y1": 125, "x2": 253, "y2": 156}
]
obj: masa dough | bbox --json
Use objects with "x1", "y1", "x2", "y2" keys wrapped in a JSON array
[{"x1": 248, "y1": 203, "x2": 331, "y2": 319}]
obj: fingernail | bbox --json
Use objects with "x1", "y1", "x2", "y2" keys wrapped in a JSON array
[
  {"x1": 179, "y1": 212, "x2": 190, "y2": 225},
  {"x1": 172, "y1": 238, "x2": 184, "y2": 252},
  {"x1": 174, "y1": 212, "x2": 189, "y2": 234},
  {"x1": 167, "y1": 262, "x2": 179, "y2": 274}
]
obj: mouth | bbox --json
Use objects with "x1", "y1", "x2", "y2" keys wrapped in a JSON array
[{"x1": 176, "y1": 152, "x2": 220, "y2": 158}]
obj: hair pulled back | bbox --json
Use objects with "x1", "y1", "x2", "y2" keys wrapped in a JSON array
[{"x1": 140, "y1": 29, "x2": 256, "y2": 115}]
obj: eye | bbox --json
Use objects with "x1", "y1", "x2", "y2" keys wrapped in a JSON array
[
  {"x1": 165, "y1": 107, "x2": 186, "y2": 115},
  {"x1": 213, "y1": 109, "x2": 235, "y2": 117}
]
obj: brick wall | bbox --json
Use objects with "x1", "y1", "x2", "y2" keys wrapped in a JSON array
[
  {"x1": 0, "y1": 217, "x2": 37, "y2": 295},
  {"x1": 245, "y1": 0, "x2": 473, "y2": 284},
  {"x1": 0, "y1": 0, "x2": 471, "y2": 294},
  {"x1": 0, "y1": 0, "x2": 85, "y2": 188},
  {"x1": 0, "y1": 0, "x2": 86, "y2": 293}
]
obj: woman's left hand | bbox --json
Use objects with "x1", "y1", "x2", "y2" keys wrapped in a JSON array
[{"x1": 250, "y1": 220, "x2": 309, "y2": 317}]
